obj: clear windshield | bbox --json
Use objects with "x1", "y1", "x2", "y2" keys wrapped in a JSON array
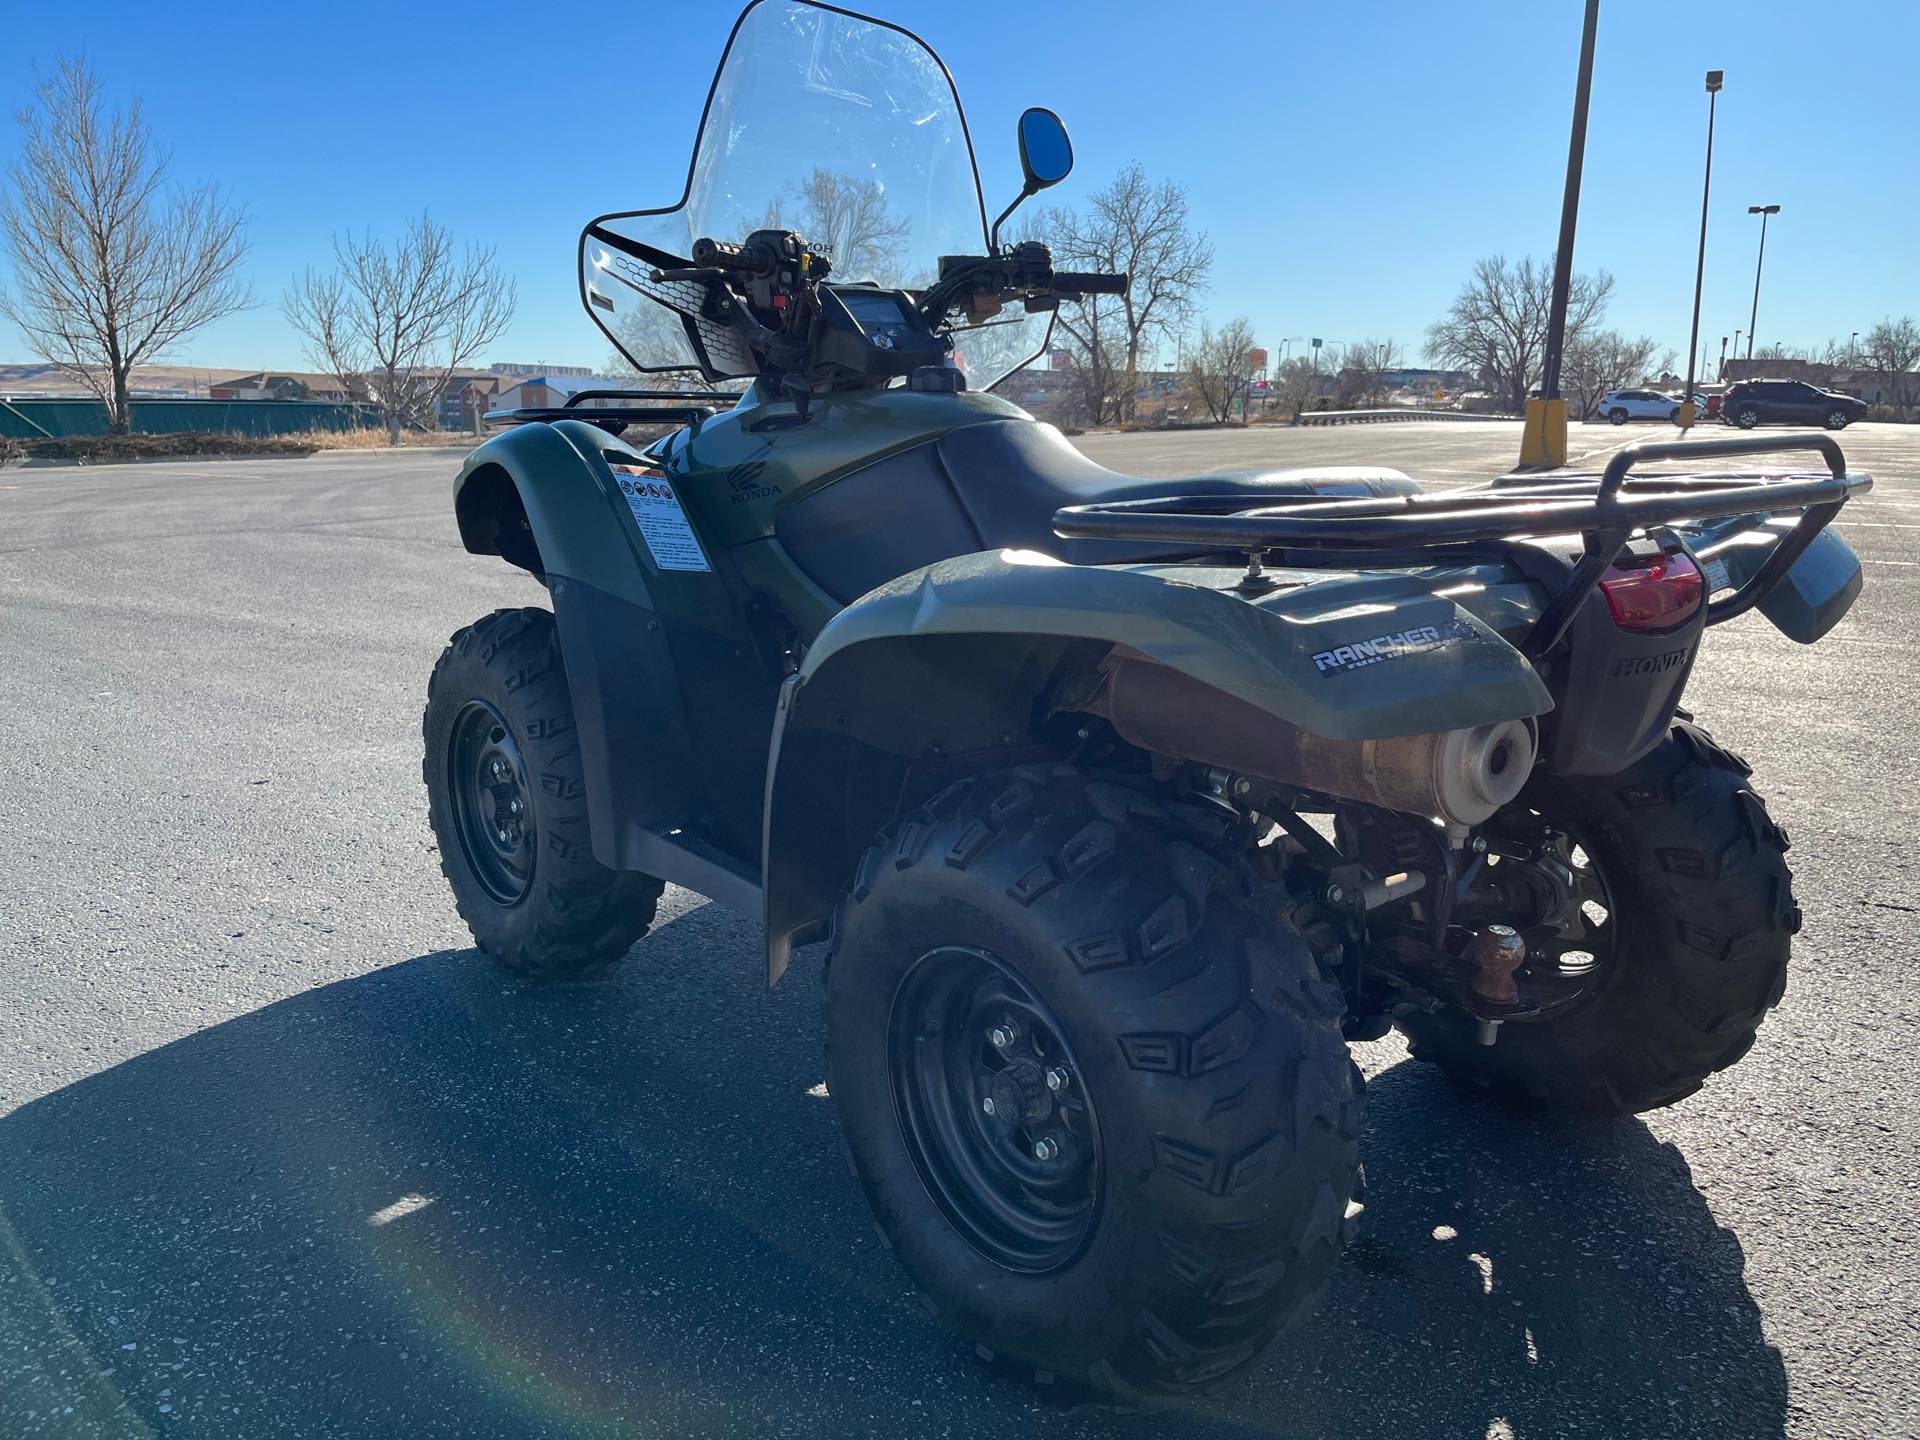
[{"x1": 579, "y1": 0, "x2": 1047, "y2": 388}]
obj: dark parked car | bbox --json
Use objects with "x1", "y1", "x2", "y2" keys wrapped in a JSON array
[{"x1": 1722, "y1": 379, "x2": 1867, "y2": 430}]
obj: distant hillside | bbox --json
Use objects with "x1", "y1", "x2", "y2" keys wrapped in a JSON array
[{"x1": 0, "y1": 362, "x2": 255, "y2": 398}]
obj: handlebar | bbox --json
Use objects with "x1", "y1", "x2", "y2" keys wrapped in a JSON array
[{"x1": 1051, "y1": 270, "x2": 1129, "y2": 297}]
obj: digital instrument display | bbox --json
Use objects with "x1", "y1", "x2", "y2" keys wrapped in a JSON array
[{"x1": 835, "y1": 288, "x2": 921, "y2": 348}]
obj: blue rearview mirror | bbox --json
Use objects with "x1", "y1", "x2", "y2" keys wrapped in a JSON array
[{"x1": 1017, "y1": 108, "x2": 1073, "y2": 191}]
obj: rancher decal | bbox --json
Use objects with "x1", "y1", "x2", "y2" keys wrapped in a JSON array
[{"x1": 1312, "y1": 618, "x2": 1474, "y2": 675}]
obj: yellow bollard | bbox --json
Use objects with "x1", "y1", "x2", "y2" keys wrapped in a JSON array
[
  {"x1": 1674, "y1": 400, "x2": 1697, "y2": 430},
  {"x1": 1518, "y1": 397, "x2": 1568, "y2": 468}
]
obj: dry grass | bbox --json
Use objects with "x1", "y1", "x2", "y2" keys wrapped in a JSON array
[
  {"x1": 297, "y1": 426, "x2": 481, "y2": 450},
  {"x1": 1, "y1": 431, "x2": 319, "y2": 464}
]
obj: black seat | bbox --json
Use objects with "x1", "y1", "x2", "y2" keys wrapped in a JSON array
[
  {"x1": 938, "y1": 418, "x2": 1421, "y2": 558},
  {"x1": 773, "y1": 417, "x2": 1422, "y2": 604}
]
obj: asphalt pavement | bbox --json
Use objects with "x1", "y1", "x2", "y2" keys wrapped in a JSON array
[{"x1": 1, "y1": 421, "x2": 1916, "y2": 1438}]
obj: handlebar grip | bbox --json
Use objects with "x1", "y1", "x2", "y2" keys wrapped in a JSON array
[
  {"x1": 692, "y1": 236, "x2": 777, "y2": 277},
  {"x1": 1052, "y1": 271, "x2": 1129, "y2": 296}
]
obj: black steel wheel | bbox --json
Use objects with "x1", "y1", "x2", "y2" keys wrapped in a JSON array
[
  {"x1": 1400, "y1": 721, "x2": 1795, "y2": 1115},
  {"x1": 445, "y1": 700, "x2": 535, "y2": 906},
  {"x1": 827, "y1": 765, "x2": 1363, "y2": 1402},
  {"x1": 424, "y1": 608, "x2": 663, "y2": 978},
  {"x1": 889, "y1": 947, "x2": 1101, "y2": 1274}
]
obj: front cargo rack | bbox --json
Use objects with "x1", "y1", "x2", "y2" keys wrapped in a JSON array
[{"x1": 1051, "y1": 433, "x2": 1872, "y2": 659}]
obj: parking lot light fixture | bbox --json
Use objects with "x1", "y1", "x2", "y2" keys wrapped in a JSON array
[
  {"x1": 1745, "y1": 204, "x2": 1781, "y2": 361},
  {"x1": 1679, "y1": 70, "x2": 1723, "y2": 430}
]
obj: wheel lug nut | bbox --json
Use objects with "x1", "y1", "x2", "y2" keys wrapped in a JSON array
[
  {"x1": 509, "y1": 799, "x2": 521, "y2": 814},
  {"x1": 496, "y1": 828, "x2": 510, "y2": 843},
  {"x1": 1045, "y1": 1067, "x2": 1070, "y2": 1094},
  {"x1": 989, "y1": 1023, "x2": 1018, "y2": 1051},
  {"x1": 981, "y1": 1096, "x2": 997, "y2": 1117},
  {"x1": 1032, "y1": 1136, "x2": 1059, "y2": 1162}
]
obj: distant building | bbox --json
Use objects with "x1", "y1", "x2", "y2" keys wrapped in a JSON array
[
  {"x1": 428, "y1": 366, "x2": 503, "y2": 428},
  {"x1": 209, "y1": 371, "x2": 364, "y2": 403},
  {"x1": 488, "y1": 373, "x2": 626, "y2": 413},
  {"x1": 490, "y1": 362, "x2": 594, "y2": 378}
]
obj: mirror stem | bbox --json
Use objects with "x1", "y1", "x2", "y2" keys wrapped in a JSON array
[{"x1": 989, "y1": 186, "x2": 1035, "y2": 252}]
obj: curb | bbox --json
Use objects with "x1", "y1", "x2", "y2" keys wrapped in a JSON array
[{"x1": 1, "y1": 443, "x2": 475, "y2": 471}]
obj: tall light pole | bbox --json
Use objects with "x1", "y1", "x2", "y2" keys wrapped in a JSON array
[
  {"x1": 1678, "y1": 70, "x2": 1723, "y2": 429},
  {"x1": 1718, "y1": 334, "x2": 1728, "y2": 382},
  {"x1": 1522, "y1": 0, "x2": 1600, "y2": 467},
  {"x1": 1849, "y1": 330, "x2": 1859, "y2": 365},
  {"x1": 1745, "y1": 203, "x2": 1780, "y2": 360}
]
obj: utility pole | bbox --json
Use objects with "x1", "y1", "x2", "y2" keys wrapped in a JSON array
[
  {"x1": 1522, "y1": 0, "x2": 1600, "y2": 467},
  {"x1": 1679, "y1": 70, "x2": 1723, "y2": 429}
]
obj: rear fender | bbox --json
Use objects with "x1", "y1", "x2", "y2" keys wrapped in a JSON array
[
  {"x1": 450, "y1": 422, "x2": 704, "y2": 865},
  {"x1": 762, "y1": 550, "x2": 1551, "y2": 981}
]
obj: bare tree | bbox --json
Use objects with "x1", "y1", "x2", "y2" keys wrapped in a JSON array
[
  {"x1": 1425, "y1": 254, "x2": 1613, "y2": 414},
  {"x1": 0, "y1": 55, "x2": 249, "y2": 433},
  {"x1": 1862, "y1": 316, "x2": 1920, "y2": 413},
  {"x1": 1270, "y1": 355, "x2": 1320, "y2": 416},
  {"x1": 286, "y1": 214, "x2": 515, "y2": 444},
  {"x1": 1562, "y1": 330, "x2": 1668, "y2": 419},
  {"x1": 1182, "y1": 318, "x2": 1259, "y2": 422},
  {"x1": 1337, "y1": 337, "x2": 1402, "y2": 407},
  {"x1": 1039, "y1": 164, "x2": 1212, "y2": 427}
]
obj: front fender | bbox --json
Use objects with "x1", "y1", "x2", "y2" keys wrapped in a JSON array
[
  {"x1": 452, "y1": 419, "x2": 657, "y2": 606},
  {"x1": 762, "y1": 550, "x2": 1551, "y2": 981},
  {"x1": 450, "y1": 420, "x2": 709, "y2": 867}
]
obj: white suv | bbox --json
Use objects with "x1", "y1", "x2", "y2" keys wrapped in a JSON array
[{"x1": 1597, "y1": 389, "x2": 1683, "y2": 425}]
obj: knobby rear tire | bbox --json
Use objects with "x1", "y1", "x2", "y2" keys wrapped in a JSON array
[{"x1": 1399, "y1": 722, "x2": 1796, "y2": 1116}]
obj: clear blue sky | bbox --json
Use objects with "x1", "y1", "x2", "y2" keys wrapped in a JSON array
[{"x1": 2, "y1": 1, "x2": 1914, "y2": 376}]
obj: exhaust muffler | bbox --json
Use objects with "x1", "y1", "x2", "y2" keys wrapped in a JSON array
[{"x1": 1100, "y1": 657, "x2": 1535, "y2": 825}]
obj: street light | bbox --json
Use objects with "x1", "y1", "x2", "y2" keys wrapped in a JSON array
[
  {"x1": 1850, "y1": 330, "x2": 1859, "y2": 366},
  {"x1": 1718, "y1": 334, "x2": 1728, "y2": 382},
  {"x1": 1678, "y1": 69, "x2": 1723, "y2": 429},
  {"x1": 1745, "y1": 203, "x2": 1781, "y2": 361}
]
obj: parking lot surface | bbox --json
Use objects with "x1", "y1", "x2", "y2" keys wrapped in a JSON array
[{"x1": 2, "y1": 421, "x2": 1916, "y2": 1438}]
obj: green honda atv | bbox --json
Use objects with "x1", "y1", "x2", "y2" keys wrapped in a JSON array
[{"x1": 422, "y1": 0, "x2": 1870, "y2": 1404}]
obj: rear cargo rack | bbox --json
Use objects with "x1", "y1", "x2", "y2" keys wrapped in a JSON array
[
  {"x1": 1052, "y1": 433, "x2": 1871, "y2": 659},
  {"x1": 484, "y1": 387, "x2": 723, "y2": 432}
]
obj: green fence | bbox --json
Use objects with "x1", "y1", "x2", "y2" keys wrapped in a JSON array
[{"x1": 0, "y1": 397, "x2": 380, "y2": 440}]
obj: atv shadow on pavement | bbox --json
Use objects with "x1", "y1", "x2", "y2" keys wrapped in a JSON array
[{"x1": 0, "y1": 903, "x2": 1786, "y2": 1439}]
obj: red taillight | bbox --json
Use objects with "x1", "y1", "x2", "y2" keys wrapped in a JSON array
[{"x1": 1599, "y1": 552, "x2": 1705, "y2": 632}]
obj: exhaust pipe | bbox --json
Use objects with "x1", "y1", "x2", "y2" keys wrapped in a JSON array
[{"x1": 1100, "y1": 658, "x2": 1535, "y2": 825}]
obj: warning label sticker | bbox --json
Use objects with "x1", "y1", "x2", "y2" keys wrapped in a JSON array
[{"x1": 611, "y1": 465, "x2": 711, "y2": 573}]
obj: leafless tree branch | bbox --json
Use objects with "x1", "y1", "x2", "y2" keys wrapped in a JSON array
[
  {"x1": 1424, "y1": 254, "x2": 1612, "y2": 413},
  {"x1": 1038, "y1": 163, "x2": 1212, "y2": 427},
  {"x1": 0, "y1": 54, "x2": 251, "y2": 432},
  {"x1": 285, "y1": 212, "x2": 516, "y2": 444}
]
